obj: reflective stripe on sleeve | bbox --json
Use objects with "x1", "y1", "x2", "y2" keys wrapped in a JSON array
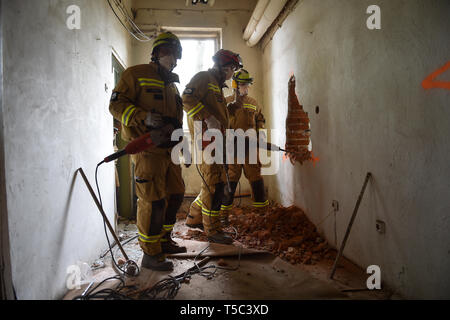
[
  {"x1": 187, "y1": 102, "x2": 205, "y2": 117},
  {"x1": 243, "y1": 104, "x2": 257, "y2": 111},
  {"x1": 122, "y1": 105, "x2": 136, "y2": 126},
  {"x1": 208, "y1": 83, "x2": 221, "y2": 93}
]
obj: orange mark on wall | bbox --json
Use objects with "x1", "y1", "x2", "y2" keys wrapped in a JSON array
[
  {"x1": 422, "y1": 61, "x2": 450, "y2": 90},
  {"x1": 310, "y1": 152, "x2": 320, "y2": 166}
]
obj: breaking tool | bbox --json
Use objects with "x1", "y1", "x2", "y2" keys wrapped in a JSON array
[
  {"x1": 329, "y1": 172, "x2": 372, "y2": 279},
  {"x1": 77, "y1": 167, "x2": 138, "y2": 276}
]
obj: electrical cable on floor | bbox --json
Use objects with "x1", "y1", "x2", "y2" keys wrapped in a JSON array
[
  {"x1": 137, "y1": 243, "x2": 243, "y2": 300},
  {"x1": 237, "y1": 180, "x2": 242, "y2": 207},
  {"x1": 77, "y1": 196, "x2": 242, "y2": 299},
  {"x1": 95, "y1": 162, "x2": 140, "y2": 277},
  {"x1": 74, "y1": 231, "x2": 243, "y2": 300},
  {"x1": 112, "y1": 234, "x2": 139, "y2": 264},
  {"x1": 75, "y1": 241, "x2": 243, "y2": 300},
  {"x1": 72, "y1": 275, "x2": 136, "y2": 300}
]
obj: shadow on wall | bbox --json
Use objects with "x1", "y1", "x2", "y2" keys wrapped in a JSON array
[
  {"x1": 367, "y1": 173, "x2": 408, "y2": 297},
  {"x1": 54, "y1": 170, "x2": 80, "y2": 270}
]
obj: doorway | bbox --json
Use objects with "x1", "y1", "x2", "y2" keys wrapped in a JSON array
[{"x1": 112, "y1": 53, "x2": 136, "y2": 219}]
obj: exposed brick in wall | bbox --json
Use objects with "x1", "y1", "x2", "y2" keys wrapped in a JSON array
[{"x1": 285, "y1": 75, "x2": 312, "y2": 164}]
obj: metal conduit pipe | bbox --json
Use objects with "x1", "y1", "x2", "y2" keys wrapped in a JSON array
[
  {"x1": 242, "y1": 0, "x2": 270, "y2": 41},
  {"x1": 244, "y1": 0, "x2": 288, "y2": 47}
]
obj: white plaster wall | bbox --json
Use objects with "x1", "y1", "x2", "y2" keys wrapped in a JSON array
[
  {"x1": 262, "y1": 0, "x2": 450, "y2": 299},
  {"x1": 130, "y1": 0, "x2": 262, "y2": 195},
  {"x1": 2, "y1": 0, "x2": 132, "y2": 299}
]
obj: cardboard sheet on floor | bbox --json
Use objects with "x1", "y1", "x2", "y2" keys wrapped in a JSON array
[
  {"x1": 167, "y1": 239, "x2": 267, "y2": 258},
  {"x1": 174, "y1": 254, "x2": 349, "y2": 300},
  {"x1": 64, "y1": 239, "x2": 348, "y2": 300}
]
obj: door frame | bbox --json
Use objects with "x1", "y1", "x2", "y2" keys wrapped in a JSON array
[{"x1": 0, "y1": 0, "x2": 16, "y2": 300}]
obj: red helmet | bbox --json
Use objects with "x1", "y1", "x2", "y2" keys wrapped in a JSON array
[{"x1": 212, "y1": 49, "x2": 243, "y2": 70}]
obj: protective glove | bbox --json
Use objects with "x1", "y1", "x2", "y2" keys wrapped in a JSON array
[
  {"x1": 204, "y1": 115, "x2": 221, "y2": 131},
  {"x1": 145, "y1": 112, "x2": 163, "y2": 128}
]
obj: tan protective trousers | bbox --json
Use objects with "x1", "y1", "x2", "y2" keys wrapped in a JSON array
[
  {"x1": 188, "y1": 162, "x2": 226, "y2": 236},
  {"x1": 221, "y1": 159, "x2": 269, "y2": 215},
  {"x1": 132, "y1": 151, "x2": 185, "y2": 256}
]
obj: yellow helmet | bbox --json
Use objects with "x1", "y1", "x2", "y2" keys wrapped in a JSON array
[
  {"x1": 151, "y1": 32, "x2": 182, "y2": 59},
  {"x1": 232, "y1": 69, "x2": 253, "y2": 89}
]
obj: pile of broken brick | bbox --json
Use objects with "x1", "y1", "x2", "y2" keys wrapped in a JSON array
[{"x1": 177, "y1": 204, "x2": 337, "y2": 266}]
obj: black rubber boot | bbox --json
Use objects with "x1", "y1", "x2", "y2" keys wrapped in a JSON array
[
  {"x1": 161, "y1": 233, "x2": 187, "y2": 254},
  {"x1": 223, "y1": 181, "x2": 239, "y2": 205},
  {"x1": 141, "y1": 253, "x2": 173, "y2": 271},
  {"x1": 186, "y1": 216, "x2": 204, "y2": 230},
  {"x1": 251, "y1": 179, "x2": 266, "y2": 203},
  {"x1": 220, "y1": 181, "x2": 238, "y2": 227}
]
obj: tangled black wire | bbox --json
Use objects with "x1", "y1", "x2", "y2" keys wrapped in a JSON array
[
  {"x1": 75, "y1": 243, "x2": 242, "y2": 300},
  {"x1": 95, "y1": 161, "x2": 140, "y2": 277},
  {"x1": 72, "y1": 275, "x2": 134, "y2": 300},
  {"x1": 75, "y1": 162, "x2": 241, "y2": 300},
  {"x1": 138, "y1": 244, "x2": 242, "y2": 300}
]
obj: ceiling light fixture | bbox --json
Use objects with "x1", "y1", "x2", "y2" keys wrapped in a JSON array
[{"x1": 191, "y1": 0, "x2": 213, "y2": 5}]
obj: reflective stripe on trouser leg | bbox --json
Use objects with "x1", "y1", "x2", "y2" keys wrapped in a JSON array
[
  {"x1": 137, "y1": 199, "x2": 166, "y2": 256},
  {"x1": 250, "y1": 179, "x2": 268, "y2": 208},
  {"x1": 220, "y1": 181, "x2": 238, "y2": 219},
  {"x1": 132, "y1": 152, "x2": 170, "y2": 256},
  {"x1": 199, "y1": 163, "x2": 226, "y2": 236},
  {"x1": 202, "y1": 182, "x2": 224, "y2": 235},
  {"x1": 161, "y1": 193, "x2": 184, "y2": 241},
  {"x1": 186, "y1": 194, "x2": 203, "y2": 225},
  {"x1": 197, "y1": 163, "x2": 226, "y2": 235}
]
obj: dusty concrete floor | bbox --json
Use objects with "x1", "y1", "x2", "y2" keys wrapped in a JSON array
[{"x1": 64, "y1": 199, "x2": 397, "y2": 300}]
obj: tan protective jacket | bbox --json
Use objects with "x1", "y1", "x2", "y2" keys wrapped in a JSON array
[
  {"x1": 109, "y1": 62, "x2": 183, "y2": 154},
  {"x1": 227, "y1": 95, "x2": 265, "y2": 132},
  {"x1": 182, "y1": 68, "x2": 229, "y2": 137}
]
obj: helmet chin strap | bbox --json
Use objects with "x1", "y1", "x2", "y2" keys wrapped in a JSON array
[{"x1": 215, "y1": 65, "x2": 227, "y2": 85}]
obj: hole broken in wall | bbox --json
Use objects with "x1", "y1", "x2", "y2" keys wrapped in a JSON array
[{"x1": 285, "y1": 75, "x2": 312, "y2": 165}]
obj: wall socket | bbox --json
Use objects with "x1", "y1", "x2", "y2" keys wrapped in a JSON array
[
  {"x1": 332, "y1": 200, "x2": 339, "y2": 211},
  {"x1": 376, "y1": 220, "x2": 386, "y2": 234}
]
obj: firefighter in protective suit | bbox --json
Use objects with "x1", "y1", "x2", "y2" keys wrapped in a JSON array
[
  {"x1": 220, "y1": 69, "x2": 269, "y2": 225},
  {"x1": 109, "y1": 32, "x2": 186, "y2": 271},
  {"x1": 183, "y1": 49, "x2": 243, "y2": 244}
]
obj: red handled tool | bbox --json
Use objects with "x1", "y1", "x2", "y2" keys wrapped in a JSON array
[{"x1": 103, "y1": 132, "x2": 154, "y2": 163}]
